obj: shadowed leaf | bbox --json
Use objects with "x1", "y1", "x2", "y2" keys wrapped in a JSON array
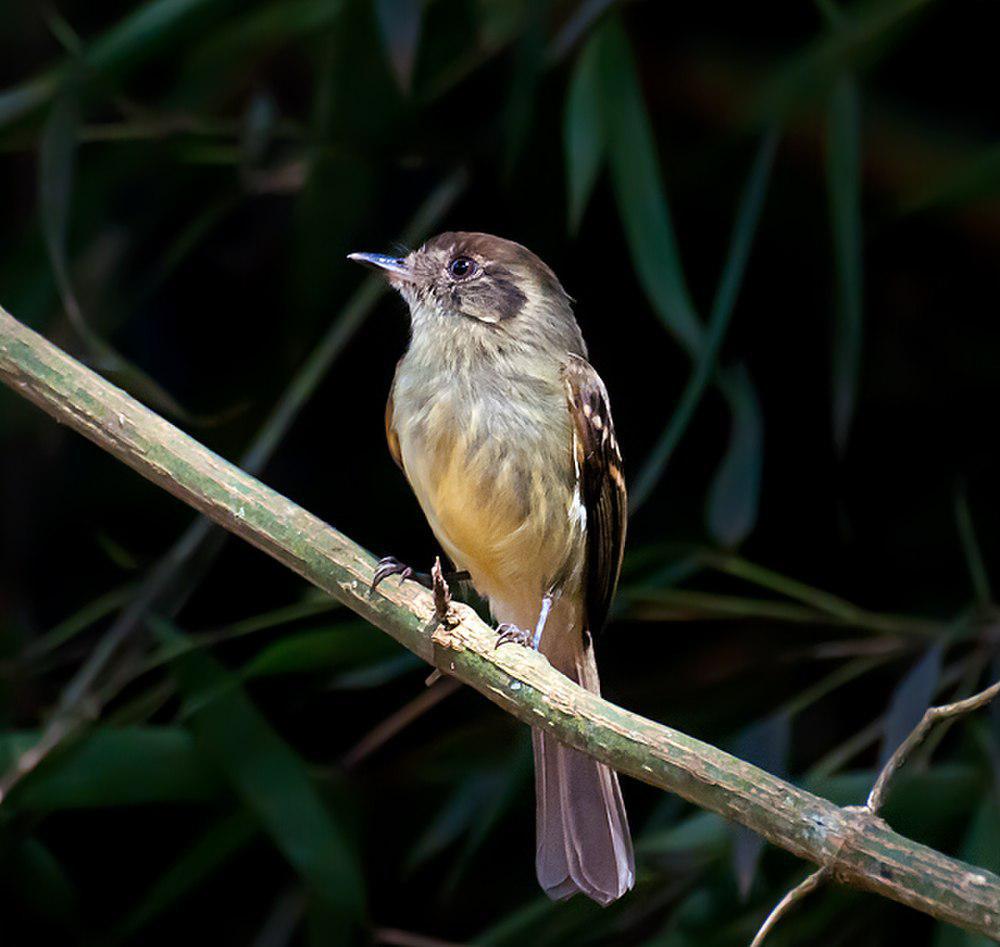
[
  {"x1": 599, "y1": 16, "x2": 702, "y2": 352},
  {"x1": 629, "y1": 131, "x2": 778, "y2": 511},
  {"x1": 242, "y1": 622, "x2": 407, "y2": 679},
  {"x1": 563, "y1": 26, "x2": 606, "y2": 232},
  {"x1": 0, "y1": 727, "x2": 222, "y2": 809},
  {"x1": 879, "y1": 643, "x2": 944, "y2": 767},
  {"x1": 0, "y1": 836, "x2": 81, "y2": 932},
  {"x1": 706, "y1": 365, "x2": 764, "y2": 547},
  {"x1": 729, "y1": 714, "x2": 791, "y2": 898},
  {"x1": 375, "y1": 0, "x2": 423, "y2": 93},
  {"x1": 159, "y1": 620, "x2": 364, "y2": 923},
  {"x1": 827, "y1": 72, "x2": 863, "y2": 453},
  {"x1": 112, "y1": 812, "x2": 258, "y2": 944}
]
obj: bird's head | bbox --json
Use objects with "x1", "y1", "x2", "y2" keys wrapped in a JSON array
[{"x1": 349, "y1": 232, "x2": 585, "y2": 357}]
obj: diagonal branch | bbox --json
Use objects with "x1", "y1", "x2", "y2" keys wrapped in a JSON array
[
  {"x1": 751, "y1": 676, "x2": 1000, "y2": 945},
  {"x1": 2, "y1": 304, "x2": 1000, "y2": 940}
]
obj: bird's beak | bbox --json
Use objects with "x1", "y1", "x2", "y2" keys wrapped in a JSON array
[{"x1": 347, "y1": 252, "x2": 411, "y2": 281}]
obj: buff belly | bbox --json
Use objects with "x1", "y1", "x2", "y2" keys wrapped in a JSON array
[{"x1": 398, "y1": 414, "x2": 580, "y2": 620}]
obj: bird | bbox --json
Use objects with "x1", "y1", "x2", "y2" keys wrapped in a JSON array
[{"x1": 349, "y1": 232, "x2": 634, "y2": 906}]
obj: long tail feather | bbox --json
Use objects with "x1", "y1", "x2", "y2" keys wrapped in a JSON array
[{"x1": 532, "y1": 642, "x2": 634, "y2": 905}]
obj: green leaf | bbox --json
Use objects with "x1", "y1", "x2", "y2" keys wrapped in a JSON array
[
  {"x1": 0, "y1": 835, "x2": 81, "y2": 931},
  {"x1": 39, "y1": 89, "x2": 211, "y2": 425},
  {"x1": 374, "y1": 0, "x2": 423, "y2": 93},
  {"x1": 826, "y1": 72, "x2": 864, "y2": 453},
  {"x1": 563, "y1": 25, "x2": 606, "y2": 231},
  {"x1": 0, "y1": 0, "x2": 224, "y2": 130},
  {"x1": 879, "y1": 643, "x2": 943, "y2": 768},
  {"x1": 112, "y1": 811, "x2": 257, "y2": 944},
  {"x1": 1, "y1": 727, "x2": 222, "y2": 810},
  {"x1": 750, "y1": 0, "x2": 934, "y2": 125},
  {"x1": 599, "y1": 16, "x2": 702, "y2": 353},
  {"x1": 158, "y1": 620, "x2": 364, "y2": 923},
  {"x1": 706, "y1": 365, "x2": 764, "y2": 547},
  {"x1": 729, "y1": 714, "x2": 791, "y2": 898},
  {"x1": 629, "y1": 131, "x2": 778, "y2": 512},
  {"x1": 595, "y1": 16, "x2": 765, "y2": 539},
  {"x1": 242, "y1": 622, "x2": 408, "y2": 679}
]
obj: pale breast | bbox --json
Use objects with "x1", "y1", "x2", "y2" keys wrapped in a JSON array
[{"x1": 393, "y1": 364, "x2": 581, "y2": 603}]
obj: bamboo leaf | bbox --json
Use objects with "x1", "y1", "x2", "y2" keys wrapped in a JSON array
[
  {"x1": 729, "y1": 714, "x2": 791, "y2": 898},
  {"x1": 112, "y1": 812, "x2": 258, "y2": 944},
  {"x1": 706, "y1": 366, "x2": 764, "y2": 547},
  {"x1": 630, "y1": 131, "x2": 778, "y2": 512},
  {"x1": 158, "y1": 620, "x2": 364, "y2": 923},
  {"x1": 599, "y1": 16, "x2": 702, "y2": 353},
  {"x1": 563, "y1": 26, "x2": 606, "y2": 232},
  {"x1": 0, "y1": 836, "x2": 81, "y2": 932},
  {"x1": 374, "y1": 0, "x2": 423, "y2": 94},
  {"x1": 1, "y1": 727, "x2": 222, "y2": 809},
  {"x1": 879, "y1": 643, "x2": 944, "y2": 767},
  {"x1": 242, "y1": 622, "x2": 406, "y2": 679},
  {"x1": 826, "y1": 72, "x2": 864, "y2": 453}
]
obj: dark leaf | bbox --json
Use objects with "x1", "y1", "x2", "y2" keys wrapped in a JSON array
[
  {"x1": 0, "y1": 836, "x2": 81, "y2": 932},
  {"x1": 503, "y1": 14, "x2": 546, "y2": 177},
  {"x1": 1, "y1": 727, "x2": 222, "y2": 810},
  {"x1": 548, "y1": 0, "x2": 617, "y2": 63},
  {"x1": 374, "y1": 0, "x2": 423, "y2": 93},
  {"x1": 159, "y1": 620, "x2": 365, "y2": 924},
  {"x1": 706, "y1": 366, "x2": 764, "y2": 548},
  {"x1": 242, "y1": 622, "x2": 402, "y2": 678},
  {"x1": 879, "y1": 643, "x2": 944, "y2": 767},
  {"x1": 728, "y1": 713, "x2": 791, "y2": 898},
  {"x1": 826, "y1": 72, "x2": 864, "y2": 453},
  {"x1": 112, "y1": 812, "x2": 258, "y2": 944},
  {"x1": 629, "y1": 131, "x2": 778, "y2": 511},
  {"x1": 563, "y1": 25, "x2": 606, "y2": 232},
  {"x1": 599, "y1": 16, "x2": 702, "y2": 353}
]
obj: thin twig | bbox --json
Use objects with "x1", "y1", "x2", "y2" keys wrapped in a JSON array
[
  {"x1": 752, "y1": 675, "x2": 1000, "y2": 945},
  {"x1": 342, "y1": 677, "x2": 461, "y2": 770},
  {"x1": 750, "y1": 868, "x2": 829, "y2": 947},
  {"x1": 867, "y1": 678, "x2": 1000, "y2": 813}
]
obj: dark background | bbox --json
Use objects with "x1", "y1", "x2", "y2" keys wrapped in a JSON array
[{"x1": 2, "y1": 1, "x2": 999, "y2": 944}]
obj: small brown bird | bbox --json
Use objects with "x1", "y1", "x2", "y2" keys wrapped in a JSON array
[{"x1": 349, "y1": 232, "x2": 634, "y2": 905}]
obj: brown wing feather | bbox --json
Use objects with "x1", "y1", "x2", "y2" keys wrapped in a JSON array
[
  {"x1": 385, "y1": 358, "x2": 404, "y2": 472},
  {"x1": 563, "y1": 354, "x2": 626, "y2": 636},
  {"x1": 385, "y1": 388, "x2": 403, "y2": 471}
]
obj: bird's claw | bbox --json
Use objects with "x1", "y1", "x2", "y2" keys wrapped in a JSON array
[
  {"x1": 371, "y1": 556, "x2": 414, "y2": 592},
  {"x1": 494, "y1": 622, "x2": 534, "y2": 650}
]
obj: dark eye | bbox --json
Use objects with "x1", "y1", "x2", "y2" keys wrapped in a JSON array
[{"x1": 448, "y1": 256, "x2": 476, "y2": 280}]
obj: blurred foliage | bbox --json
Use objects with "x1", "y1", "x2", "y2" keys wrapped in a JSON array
[{"x1": 1, "y1": 0, "x2": 1000, "y2": 944}]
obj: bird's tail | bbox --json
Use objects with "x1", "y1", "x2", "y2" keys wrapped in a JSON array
[{"x1": 532, "y1": 637, "x2": 634, "y2": 906}]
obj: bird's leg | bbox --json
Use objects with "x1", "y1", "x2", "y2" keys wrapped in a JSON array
[
  {"x1": 370, "y1": 556, "x2": 470, "y2": 593},
  {"x1": 495, "y1": 591, "x2": 554, "y2": 651}
]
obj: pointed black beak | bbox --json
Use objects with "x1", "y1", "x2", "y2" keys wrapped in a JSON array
[{"x1": 347, "y1": 252, "x2": 410, "y2": 279}]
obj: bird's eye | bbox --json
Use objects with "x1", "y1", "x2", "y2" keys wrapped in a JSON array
[{"x1": 447, "y1": 256, "x2": 476, "y2": 280}]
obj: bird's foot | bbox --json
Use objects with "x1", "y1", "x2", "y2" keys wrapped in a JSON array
[
  {"x1": 371, "y1": 556, "x2": 469, "y2": 594},
  {"x1": 494, "y1": 623, "x2": 541, "y2": 651}
]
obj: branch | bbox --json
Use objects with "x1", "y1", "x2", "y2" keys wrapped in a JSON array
[
  {"x1": 2, "y1": 304, "x2": 1000, "y2": 939},
  {"x1": 751, "y1": 677, "x2": 1000, "y2": 944}
]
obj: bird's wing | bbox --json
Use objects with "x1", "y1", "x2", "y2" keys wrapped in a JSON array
[
  {"x1": 385, "y1": 361, "x2": 403, "y2": 472},
  {"x1": 562, "y1": 354, "x2": 627, "y2": 636}
]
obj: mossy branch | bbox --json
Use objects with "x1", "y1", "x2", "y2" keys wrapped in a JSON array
[{"x1": 2, "y1": 304, "x2": 999, "y2": 940}]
